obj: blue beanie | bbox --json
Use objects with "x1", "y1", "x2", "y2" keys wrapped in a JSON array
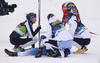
[
  {"x1": 27, "y1": 13, "x2": 36, "y2": 20},
  {"x1": 65, "y1": 13, "x2": 73, "y2": 19}
]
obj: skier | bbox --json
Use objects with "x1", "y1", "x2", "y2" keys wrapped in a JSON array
[
  {"x1": 62, "y1": 2, "x2": 81, "y2": 26},
  {"x1": 9, "y1": 12, "x2": 41, "y2": 52},
  {"x1": 64, "y1": 13, "x2": 91, "y2": 54},
  {"x1": 35, "y1": 13, "x2": 73, "y2": 58}
]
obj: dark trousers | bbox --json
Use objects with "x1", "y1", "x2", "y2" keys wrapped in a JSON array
[
  {"x1": 10, "y1": 37, "x2": 32, "y2": 47},
  {"x1": 73, "y1": 38, "x2": 91, "y2": 46}
]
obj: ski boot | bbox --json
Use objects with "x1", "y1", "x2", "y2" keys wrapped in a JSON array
[
  {"x1": 73, "y1": 46, "x2": 88, "y2": 54},
  {"x1": 35, "y1": 48, "x2": 43, "y2": 58},
  {"x1": 52, "y1": 49, "x2": 61, "y2": 58},
  {"x1": 4, "y1": 49, "x2": 18, "y2": 57}
]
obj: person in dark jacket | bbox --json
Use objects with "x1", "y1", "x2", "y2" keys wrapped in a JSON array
[{"x1": 10, "y1": 12, "x2": 41, "y2": 52}]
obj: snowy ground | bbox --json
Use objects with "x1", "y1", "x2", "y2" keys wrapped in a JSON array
[{"x1": 0, "y1": 0, "x2": 100, "y2": 63}]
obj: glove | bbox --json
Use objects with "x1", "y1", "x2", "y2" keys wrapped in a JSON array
[
  {"x1": 34, "y1": 25, "x2": 41, "y2": 36},
  {"x1": 37, "y1": 25, "x2": 41, "y2": 30}
]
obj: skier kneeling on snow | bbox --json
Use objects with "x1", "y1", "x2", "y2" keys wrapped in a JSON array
[
  {"x1": 64, "y1": 13, "x2": 91, "y2": 54},
  {"x1": 9, "y1": 12, "x2": 41, "y2": 52},
  {"x1": 35, "y1": 13, "x2": 73, "y2": 58},
  {"x1": 62, "y1": 2, "x2": 91, "y2": 54}
]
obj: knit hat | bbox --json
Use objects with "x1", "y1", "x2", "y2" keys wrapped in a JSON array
[{"x1": 26, "y1": 13, "x2": 36, "y2": 20}]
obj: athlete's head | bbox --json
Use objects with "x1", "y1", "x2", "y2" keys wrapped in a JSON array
[
  {"x1": 26, "y1": 13, "x2": 37, "y2": 23},
  {"x1": 47, "y1": 13, "x2": 54, "y2": 21},
  {"x1": 64, "y1": 2, "x2": 77, "y2": 14},
  {"x1": 47, "y1": 13, "x2": 58, "y2": 23}
]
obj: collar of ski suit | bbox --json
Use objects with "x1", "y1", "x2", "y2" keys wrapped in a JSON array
[{"x1": 28, "y1": 20, "x2": 33, "y2": 24}]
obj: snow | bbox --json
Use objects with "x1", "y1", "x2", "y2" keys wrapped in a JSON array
[{"x1": 0, "y1": 0, "x2": 100, "y2": 63}]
